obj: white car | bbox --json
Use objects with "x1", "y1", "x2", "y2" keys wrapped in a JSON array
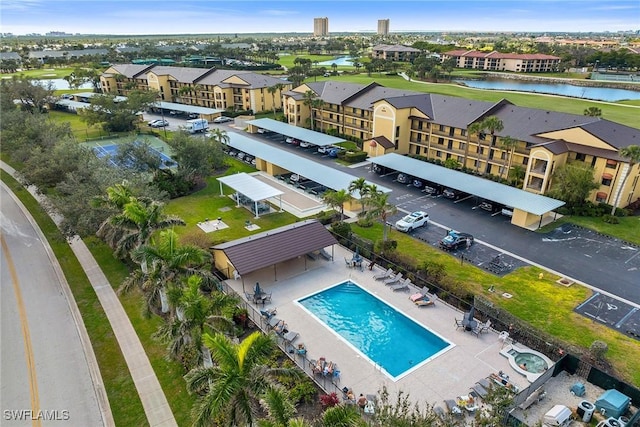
[
  {"x1": 213, "y1": 116, "x2": 233, "y2": 123},
  {"x1": 395, "y1": 211, "x2": 429, "y2": 232}
]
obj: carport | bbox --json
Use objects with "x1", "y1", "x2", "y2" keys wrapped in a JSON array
[
  {"x1": 218, "y1": 173, "x2": 283, "y2": 218},
  {"x1": 153, "y1": 101, "x2": 224, "y2": 121},
  {"x1": 370, "y1": 153, "x2": 565, "y2": 229},
  {"x1": 225, "y1": 133, "x2": 391, "y2": 200},
  {"x1": 246, "y1": 118, "x2": 346, "y2": 146},
  {"x1": 211, "y1": 220, "x2": 338, "y2": 287}
]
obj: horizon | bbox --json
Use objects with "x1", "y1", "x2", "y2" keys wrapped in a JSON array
[{"x1": 1, "y1": 0, "x2": 638, "y2": 36}]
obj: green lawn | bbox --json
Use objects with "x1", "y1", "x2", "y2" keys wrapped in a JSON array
[
  {"x1": 353, "y1": 222, "x2": 640, "y2": 386},
  {"x1": 314, "y1": 74, "x2": 640, "y2": 128},
  {"x1": 0, "y1": 170, "x2": 147, "y2": 426},
  {"x1": 3, "y1": 67, "x2": 76, "y2": 79},
  {"x1": 538, "y1": 215, "x2": 640, "y2": 245}
]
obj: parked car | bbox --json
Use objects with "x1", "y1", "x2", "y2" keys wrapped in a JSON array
[
  {"x1": 150, "y1": 119, "x2": 169, "y2": 128},
  {"x1": 372, "y1": 164, "x2": 388, "y2": 174},
  {"x1": 327, "y1": 147, "x2": 341, "y2": 157},
  {"x1": 442, "y1": 188, "x2": 469, "y2": 200},
  {"x1": 395, "y1": 211, "x2": 429, "y2": 232},
  {"x1": 213, "y1": 116, "x2": 233, "y2": 123},
  {"x1": 478, "y1": 200, "x2": 502, "y2": 213},
  {"x1": 439, "y1": 230, "x2": 474, "y2": 251},
  {"x1": 290, "y1": 173, "x2": 303, "y2": 183},
  {"x1": 299, "y1": 141, "x2": 312, "y2": 148},
  {"x1": 187, "y1": 113, "x2": 199, "y2": 119},
  {"x1": 412, "y1": 179, "x2": 424, "y2": 188},
  {"x1": 396, "y1": 173, "x2": 410, "y2": 184},
  {"x1": 317, "y1": 146, "x2": 329, "y2": 154},
  {"x1": 501, "y1": 206, "x2": 514, "y2": 217},
  {"x1": 236, "y1": 152, "x2": 246, "y2": 161},
  {"x1": 147, "y1": 119, "x2": 162, "y2": 126},
  {"x1": 422, "y1": 185, "x2": 442, "y2": 196}
]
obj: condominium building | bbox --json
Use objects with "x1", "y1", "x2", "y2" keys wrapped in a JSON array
[
  {"x1": 283, "y1": 81, "x2": 640, "y2": 208},
  {"x1": 313, "y1": 17, "x2": 329, "y2": 37},
  {"x1": 441, "y1": 50, "x2": 561, "y2": 73},
  {"x1": 100, "y1": 64, "x2": 291, "y2": 113},
  {"x1": 372, "y1": 44, "x2": 420, "y2": 62},
  {"x1": 377, "y1": 19, "x2": 390, "y2": 35}
]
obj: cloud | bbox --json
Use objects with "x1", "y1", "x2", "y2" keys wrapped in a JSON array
[
  {"x1": 0, "y1": 0, "x2": 42, "y2": 12},
  {"x1": 260, "y1": 9, "x2": 300, "y2": 16}
]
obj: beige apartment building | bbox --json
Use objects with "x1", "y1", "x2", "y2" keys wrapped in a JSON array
[
  {"x1": 441, "y1": 50, "x2": 561, "y2": 72},
  {"x1": 100, "y1": 64, "x2": 291, "y2": 113},
  {"x1": 372, "y1": 44, "x2": 421, "y2": 62},
  {"x1": 283, "y1": 81, "x2": 640, "y2": 208},
  {"x1": 377, "y1": 19, "x2": 390, "y2": 35},
  {"x1": 313, "y1": 17, "x2": 329, "y2": 37}
]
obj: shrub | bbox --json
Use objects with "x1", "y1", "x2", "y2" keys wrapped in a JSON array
[
  {"x1": 375, "y1": 239, "x2": 397, "y2": 254},
  {"x1": 602, "y1": 214, "x2": 619, "y2": 224},
  {"x1": 319, "y1": 392, "x2": 340, "y2": 408},
  {"x1": 289, "y1": 379, "x2": 318, "y2": 404},
  {"x1": 590, "y1": 340, "x2": 608, "y2": 361},
  {"x1": 330, "y1": 221, "x2": 352, "y2": 240}
]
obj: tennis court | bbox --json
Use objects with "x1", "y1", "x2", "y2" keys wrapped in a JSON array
[{"x1": 90, "y1": 138, "x2": 176, "y2": 169}]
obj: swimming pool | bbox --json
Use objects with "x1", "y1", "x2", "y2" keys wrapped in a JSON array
[
  {"x1": 93, "y1": 142, "x2": 176, "y2": 169},
  {"x1": 298, "y1": 281, "x2": 453, "y2": 380}
]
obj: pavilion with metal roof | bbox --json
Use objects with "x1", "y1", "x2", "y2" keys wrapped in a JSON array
[
  {"x1": 218, "y1": 173, "x2": 283, "y2": 218},
  {"x1": 246, "y1": 118, "x2": 346, "y2": 147},
  {"x1": 226, "y1": 132, "x2": 391, "y2": 199},
  {"x1": 369, "y1": 153, "x2": 565, "y2": 228},
  {"x1": 211, "y1": 220, "x2": 338, "y2": 284}
]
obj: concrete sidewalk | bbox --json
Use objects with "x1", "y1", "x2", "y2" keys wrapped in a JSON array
[{"x1": 1, "y1": 161, "x2": 177, "y2": 427}]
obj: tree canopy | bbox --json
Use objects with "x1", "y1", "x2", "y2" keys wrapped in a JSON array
[{"x1": 80, "y1": 89, "x2": 158, "y2": 132}]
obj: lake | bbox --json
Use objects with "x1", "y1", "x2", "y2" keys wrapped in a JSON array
[
  {"x1": 33, "y1": 78, "x2": 94, "y2": 90},
  {"x1": 318, "y1": 56, "x2": 355, "y2": 66},
  {"x1": 455, "y1": 78, "x2": 640, "y2": 102}
]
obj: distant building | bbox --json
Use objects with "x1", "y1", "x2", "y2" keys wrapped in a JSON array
[
  {"x1": 372, "y1": 44, "x2": 420, "y2": 62},
  {"x1": 377, "y1": 19, "x2": 390, "y2": 36},
  {"x1": 313, "y1": 17, "x2": 329, "y2": 37},
  {"x1": 441, "y1": 50, "x2": 561, "y2": 73}
]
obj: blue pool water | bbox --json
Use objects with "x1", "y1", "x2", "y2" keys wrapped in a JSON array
[
  {"x1": 298, "y1": 281, "x2": 452, "y2": 380},
  {"x1": 93, "y1": 142, "x2": 176, "y2": 169}
]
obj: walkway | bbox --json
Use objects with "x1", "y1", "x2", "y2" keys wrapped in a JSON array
[{"x1": 1, "y1": 161, "x2": 177, "y2": 427}]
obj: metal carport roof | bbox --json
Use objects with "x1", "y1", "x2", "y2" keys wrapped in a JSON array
[
  {"x1": 226, "y1": 133, "x2": 391, "y2": 198},
  {"x1": 246, "y1": 118, "x2": 346, "y2": 146},
  {"x1": 370, "y1": 153, "x2": 564, "y2": 216},
  {"x1": 218, "y1": 173, "x2": 283, "y2": 218},
  {"x1": 212, "y1": 220, "x2": 337, "y2": 276},
  {"x1": 157, "y1": 101, "x2": 224, "y2": 115}
]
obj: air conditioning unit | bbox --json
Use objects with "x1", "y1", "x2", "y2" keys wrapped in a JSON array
[
  {"x1": 577, "y1": 400, "x2": 595, "y2": 422},
  {"x1": 596, "y1": 418, "x2": 623, "y2": 427}
]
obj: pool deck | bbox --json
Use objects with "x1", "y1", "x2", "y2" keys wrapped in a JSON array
[{"x1": 226, "y1": 244, "x2": 529, "y2": 412}]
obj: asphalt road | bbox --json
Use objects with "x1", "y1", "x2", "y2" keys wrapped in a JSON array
[
  {"x1": 242, "y1": 130, "x2": 640, "y2": 306},
  {"x1": 1, "y1": 185, "x2": 103, "y2": 426}
]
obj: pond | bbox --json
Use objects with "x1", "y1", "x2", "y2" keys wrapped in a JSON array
[
  {"x1": 317, "y1": 56, "x2": 356, "y2": 67},
  {"x1": 33, "y1": 78, "x2": 94, "y2": 90},
  {"x1": 454, "y1": 78, "x2": 640, "y2": 102}
]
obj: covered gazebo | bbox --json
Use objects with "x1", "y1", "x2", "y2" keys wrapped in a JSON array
[{"x1": 218, "y1": 172, "x2": 283, "y2": 218}]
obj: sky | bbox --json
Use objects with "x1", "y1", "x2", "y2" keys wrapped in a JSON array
[{"x1": 1, "y1": 0, "x2": 638, "y2": 36}]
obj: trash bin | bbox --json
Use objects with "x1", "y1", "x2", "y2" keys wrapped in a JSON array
[
  {"x1": 577, "y1": 400, "x2": 595, "y2": 422},
  {"x1": 570, "y1": 382, "x2": 586, "y2": 397}
]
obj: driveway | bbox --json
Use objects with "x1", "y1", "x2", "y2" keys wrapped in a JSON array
[{"x1": 231, "y1": 129, "x2": 640, "y2": 306}]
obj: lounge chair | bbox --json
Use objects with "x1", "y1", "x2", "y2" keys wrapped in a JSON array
[
  {"x1": 479, "y1": 319, "x2": 491, "y2": 334},
  {"x1": 364, "y1": 395, "x2": 376, "y2": 415},
  {"x1": 267, "y1": 316, "x2": 282, "y2": 329},
  {"x1": 345, "y1": 257, "x2": 353, "y2": 268},
  {"x1": 384, "y1": 272, "x2": 403, "y2": 285},
  {"x1": 260, "y1": 308, "x2": 277, "y2": 319},
  {"x1": 444, "y1": 399, "x2": 463, "y2": 417},
  {"x1": 282, "y1": 330, "x2": 299, "y2": 344},
  {"x1": 477, "y1": 378, "x2": 492, "y2": 390},
  {"x1": 273, "y1": 320, "x2": 287, "y2": 335},
  {"x1": 319, "y1": 248, "x2": 332, "y2": 261},
  {"x1": 323, "y1": 361, "x2": 335, "y2": 377},
  {"x1": 414, "y1": 297, "x2": 435, "y2": 307},
  {"x1": 312, "y1": 357, "x2": 326, "y2": 375},
  {"x1": 409, "y1": 289, "x2": 429, "y2": 302},
  {"x1": 471, "y1": 383, "x2": 488, "y2": 399},
  {"x1": 390, "y1": 278, "x2": 410, "y2": 292},
  {"x1": 373, "y1": 268, "x2": 393, "y2": 280}
]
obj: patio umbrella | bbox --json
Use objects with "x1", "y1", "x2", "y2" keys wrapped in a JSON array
[
  {"x1": 254, "y1": 282, "x2": 262, "y2": 295},
  {"x1": 467, "y1": 306, "x2": 476, "y2": 322}
]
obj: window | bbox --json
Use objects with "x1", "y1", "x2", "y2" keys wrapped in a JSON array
[
  {"x1": 461, "y1": 129, "x2": 466, "y2": 137},
  {"x1": 606, "y1": 159, "x2": 617, "y2": 169},
  {"x1": 438, "y1": 137, "x2": 444, "y2": 145},
  {"x1": 602, "y1": 177, "x2": 612, "y2": 186},
  {"x1": 439, "y1": 124, "x2": 445, "y2": 132},
  {"x1": 436, "y1": 151, "x2": 442, "y2": 158},
  {"x1": 459, "y1": 142, "x2": 466, "y2": 150},
  {"x1": 575, "y1": 153, "x2": 586, "y2": 161}
]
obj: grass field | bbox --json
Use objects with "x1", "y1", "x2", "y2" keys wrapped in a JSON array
[
  {"x1": 2, "y1": 67, "x2": 76, "y2": 79},
  {"x1": 309, "y1": 74, "x2": 640, "y2": 128}
]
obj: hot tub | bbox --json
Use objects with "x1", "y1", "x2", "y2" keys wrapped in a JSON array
[{"x1": 500, "y1": 344, "x2": 553, "y2": 382}]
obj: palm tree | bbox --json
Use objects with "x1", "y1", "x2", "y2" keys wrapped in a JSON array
[
  {"x1": 322, "y1": 189, "x2": 352, "y2": 221},
  {"x1": 499, "y1": 135, "x2": 519, "y2": 180},
  {"x1": 267, "y1": 83, "x2": 285, "y2": 118},
  {"x1": 366, "y1": 190, "x2": 397, "y2": 242},
  {"x1": 256, "y1": 386, "x2": 299, "y2": 427},
  {"x1": 468, "y1": 116, "x2": 504, "y2": 174},
  {"x1": 95, "y1": 184, "x2": 184, "y2": 260},
  {"x1": 348, "y1": 178, "x2": 369, "y2": 212},
  {"x1": 584, "y1": 107, "x2": 602, "y2": 117},
  {"x1": 610, "y1": 145, "x2": 640, "y2": 215},
  {"x1": 321, "y1": 405, "x2": 366, "y2": 426},
  {"x1": 120, "y1": 229, "x2": 214, "y2": 315},
  {"x1": 207, "y1": 127, "x2": 230, "y2": 146},
  {"x1": 467, "y1": 121, "x2": 484, "y2": 173},
  {"x1": 302, "y1": 90, "x2": 323, "y2": 131},
  {"x1": 155, "y1": 275, "x2": 236, "y2": 367},
  {"x1": 184, "y1": 332, "x2": 302, "y2": 427}
]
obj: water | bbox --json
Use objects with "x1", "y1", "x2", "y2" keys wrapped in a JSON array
[
  {"x1": 509, "y1": 349, "x2": 548, "y2": 373},
  {"x1": 317, "y1": 56, "x2": 355, "y2": 67},
  {"x1": 33, "y1": 78, "x2": 94, "y2": 90},
  {"x1": 455, "y1": 78, "x2": 640, "y2": 102},
  {"x1": 298, "y1": 281, "x2": 451, "y2": 379}
]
